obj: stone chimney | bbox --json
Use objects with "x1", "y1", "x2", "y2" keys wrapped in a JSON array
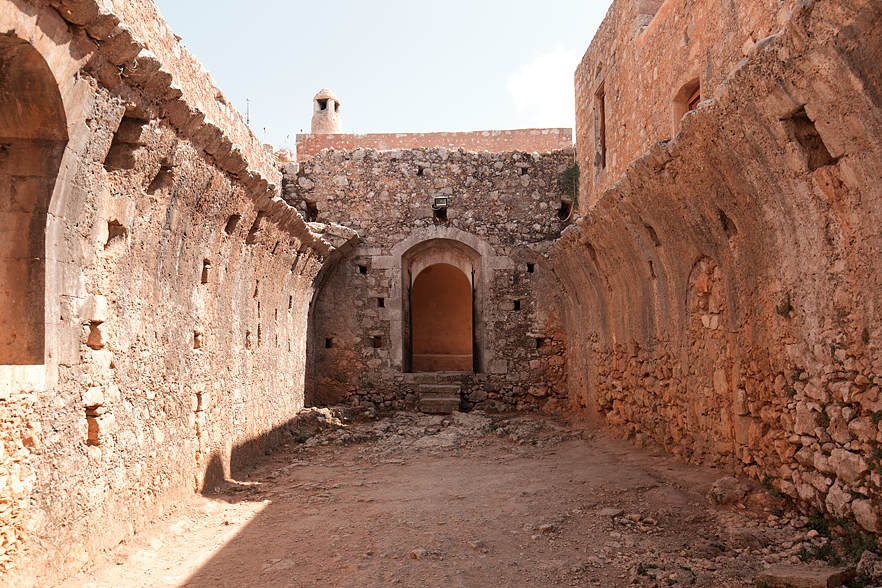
[{"x1": 310, "y1": 88, "x2": 342, "y2": 134}]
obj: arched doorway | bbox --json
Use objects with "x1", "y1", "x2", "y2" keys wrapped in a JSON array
[
  {"x1": 411, "y1": 263, "x2": 473, "y2": 372},
  {"x1": 0, "y1": 36, "x2": 68, "y2": 365}
]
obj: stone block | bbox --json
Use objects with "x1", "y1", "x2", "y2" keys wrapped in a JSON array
[
  {"x1": 829, "y1": 448, "x2": 868, "y2": 485},
  {"x1": 754, "y1": 564, "x2": 855, "y2": 588}
]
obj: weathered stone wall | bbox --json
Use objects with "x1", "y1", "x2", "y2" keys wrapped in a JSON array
[
  {"x1": 0, "y1": 1, "x2": 346, "y2": 586},
  {"x1": 575, "y1": 0, "x2": 798, "y2": 206},
  {"x1": 558, "y1": 0, "x2": 882, "y2": 532},
  {"x1": 296, "y1": 128, "x2": 573, "y2": 162},
  {"x1": 284, "y1": 147, "x2": 573, "y2": 412}
]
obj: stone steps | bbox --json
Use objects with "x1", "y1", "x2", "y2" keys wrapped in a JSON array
[{"x1": 417, "y1": 384, "x2": 461, "y2": 414}]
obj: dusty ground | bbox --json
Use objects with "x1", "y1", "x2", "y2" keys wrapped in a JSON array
[{"x1": 55, "y1": 410, "x2": 827, "y2": 588}]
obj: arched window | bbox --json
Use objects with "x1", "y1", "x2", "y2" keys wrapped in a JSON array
[{"x1": 671, "y1": 77, "x2": 701, "y2": 136}]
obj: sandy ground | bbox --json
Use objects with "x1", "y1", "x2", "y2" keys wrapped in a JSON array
[{"x1": 54, "y1": 410, "x2": 815, "y2": 588}]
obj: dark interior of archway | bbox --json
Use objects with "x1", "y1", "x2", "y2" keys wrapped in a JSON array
[
  {"x1": 0, "y1": 36, "x2": 68, "y2": 365},
  {"x1": 412, "y1": 263, "x2": 473, "y2": 372}
]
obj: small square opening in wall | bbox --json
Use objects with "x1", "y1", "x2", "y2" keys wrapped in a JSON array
[
  {"x1": 527, "y1": 263, "x2": 535, "y2": 273},
  {"x1": 372, "y1": 335, "x2": 382, "y2": 349},
  {"x1": 433, "y1": 207, "x2": 448, "y2": 223},
  {"x1": 536, "y1": 337, "x2": 550, "y2": 349},
  {"x1": 377, "y1": 297, "x2": 385, "y2": 308},
  {"x1": 513, "y1": 300, "x2": 521, "y2": 311},
  {"x1": 357, "y1": 264, "x2": 368, "y2": 275},
  {"x1": 201, "y1": 260, "x2": 211, "y2": 284},
  {"x1": 325, "y1": 337, "x2": 334, "y2": 349},
  {"x1": 224, "y1": 214, "x2": 240, "y2": 235}
]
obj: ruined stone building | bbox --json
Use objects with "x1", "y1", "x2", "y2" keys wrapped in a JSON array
[{"x1": 1, "y1": 0, "x2": 881, "y2": 585}]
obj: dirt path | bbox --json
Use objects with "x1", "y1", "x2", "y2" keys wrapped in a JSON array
[{"x1": 55, "y1": 410, "x2": 814, "y2": 588}]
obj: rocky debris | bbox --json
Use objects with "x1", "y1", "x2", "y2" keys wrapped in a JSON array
[
  {"x1": 712, "y1": 476, "x2": 749, "y2": 505},
  {"x1": 857, "y1": 550, "x2": 882, "y2": 585},
  {"x1": 754, "y1": 564, "x2": 856, "y2": 588}
]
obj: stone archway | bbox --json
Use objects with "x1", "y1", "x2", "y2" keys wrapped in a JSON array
[
  {"x1": 0, "y1": 35, "x2": 68, "y2": 365},
  {"x1": 411, "y1": 263, "x2": 473, "y2": 372},
  {"x1": 399, "y1": 236, "x2": 485, "y2": 374}
]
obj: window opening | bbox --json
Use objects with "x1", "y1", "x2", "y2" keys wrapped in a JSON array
[
  {"x1": 317, "y1": 98, "x2": 328, "y2": 111},
  {"x1": 786, "y1": 107, "x2": 834, "y2": 171},
  {"x1": 645, "y1": 224, "x2": 662, "y2": 247},
  {"x1": 372, "y1": 335, "x2": 382, "y2": 349},
  {"x1": 672, "y1": 77, "x2": 701, "y2": 134},
  {"x1": 595, "y1": 84, "x2": 606, "y2": 170},
  {"x1": 325, "y1": 338, "x2": 334, "y2": 349},
  {"x1": 358, "y1": 264, "x2": 368, "y2": 275},
  {"x1": 557, "y1": 200, "x2": 573, "y2": 221},
  {"x1": 527, "y1": 263, "x2": 535, "y2": 273},
  {"x1": 377, "y1": 297, "x2": 385, "y2": 308},
  {"x1": 513, "y1": 300, "x2": 521, "y2": 311},
  {"x1": 224, "y1": 214, "x2": 240, "y2": 235},
  {"x1": 201, "y1": 260, "x2": 211, "y2": 284},
  {"x1": 305, "y1": 200, "x2": 318, "y2": 222}
]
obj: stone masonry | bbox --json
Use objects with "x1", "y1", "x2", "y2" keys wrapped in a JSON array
[
  {"x1": 558, "y1": 0, "x2": 882, "y2": 536},
  {"x1": 283, "y1": 146, "x2": 574, "y2": 413},
  {"x1": 2, "y1": 0, "x2": 882, "y2": 586},
  {"x1": 295, "y1": 128, "x2": 573, "y2": 162}
]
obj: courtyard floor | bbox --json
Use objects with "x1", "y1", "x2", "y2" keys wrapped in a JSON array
[{"x1": 55, "y1": 409, "x2": 819, "y2": 588}]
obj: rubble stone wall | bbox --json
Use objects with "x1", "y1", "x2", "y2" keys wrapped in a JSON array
[
  {"x1": 295, "y1": 129, "x2": 573, "y2": 162},
  {"x1": 575, "y1": 0, "x2": 798, "y2": 206},
  {"x1": 284, "y1": 147, "x2": 574, "y2": 412},
  {"x1": 0, "y1": 1, "x2": 334, "y2": 586},
  {"x1": 558, "y1": 0, "x2": 882, "y2": 533}
]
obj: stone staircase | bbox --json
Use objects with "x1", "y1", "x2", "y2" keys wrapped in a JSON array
[
  {"x1": 407, "y1": 372, "x2": 467, "y2": 414},
  {"x1": 417, "y1": 384, "x2": 462, "y2": 414}
]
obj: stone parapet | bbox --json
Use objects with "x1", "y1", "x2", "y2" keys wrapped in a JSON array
[{"x1": 295, "y1": 128, "x2": 573, "y2": 161}]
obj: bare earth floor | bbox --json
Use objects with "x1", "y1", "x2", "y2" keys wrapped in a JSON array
[{"x1": 55, "y1": 411, "x2": 818, "y2": 588}]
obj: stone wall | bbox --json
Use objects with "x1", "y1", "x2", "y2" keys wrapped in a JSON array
[
  {"x1": 575, "y1": 0, "x2": 798, "y2": 206},
  {"x1": 284, "y1": 146, "x2": 574, "y2": 412},
  {"x1": 0, "y1": 1, "x2": 349, "y2": 586},
  {"x1": 557, "y1": 0, "x2": 882, "y2": 533},
  {"x1": 295, "y1": 128, "x2": 573, "y2": 162}
]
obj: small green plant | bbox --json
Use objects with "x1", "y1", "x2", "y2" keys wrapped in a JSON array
[
  {"x1": 868, "y1": 447, "x2": 882, "y2": 473},
  {"x1": 294, "y1": 429, "x2": 310, "y2": 444},
  {"x1": 798, "y1": 513, "x2": 878, "y2": 566},
  {"x1": 560, "y1": 163, "x2": 580, "y2": 201},
  {"x1": 786, "y1": 386, "x2": 797, "y2": 398},
  {"x1": 872, "y1": 410, "x2": 882, "y2": 427},
  {"x1": 806, "y1": 513, "x2": 831, "y2": 537},
  {"x1": 762, "y1": 473, "x2": 785, "y2": 499},
  {"x1": 791, "y1": 368, "x2": 804, "y2": 381},
  {"x1": 637, "y1": 563, "x2": 658, "y2": 576},
  {"x1": 775, "y1": 293, "x2": 793, "y2": 317},
  {"x1": 862, "y1": 328, "x2": 870, "y2": 344},
  {"x1": 837, "y1": 518, "x2": 878, "y2": 561},
  {"x1": 666, "y1": 579, "x2": 677, "y2": 586}
]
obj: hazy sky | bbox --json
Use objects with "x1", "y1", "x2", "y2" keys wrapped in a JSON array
[{"x1": 152, "y1": 1, "x2": 614, "y2": 150}]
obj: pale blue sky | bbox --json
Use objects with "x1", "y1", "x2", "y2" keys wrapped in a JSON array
[{"x1": 153, "y1": 0, "x2": 614, "y2": 150}]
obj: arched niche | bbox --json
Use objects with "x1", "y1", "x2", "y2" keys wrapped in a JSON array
[
  {"x1": 401, "y1": 238, "x2": 483, "y2": 373},
  {"x1": 411, "y1": 263, "x2": 473, "y2": 372},
  {"x1": 0, "y1": 35, "x2": 68, "y2": 365}
]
